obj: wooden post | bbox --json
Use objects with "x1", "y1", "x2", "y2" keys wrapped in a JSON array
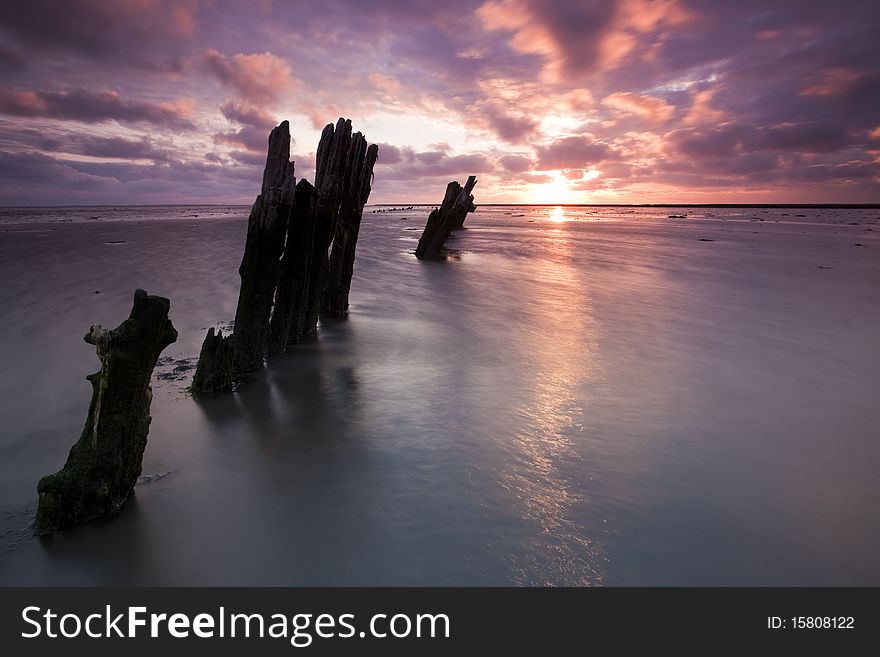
[
  {"x1": 268, "y1": 179, "x2": 319, "y2": 352},
  {"x1": 322, "y1": 138, "x2": 379, "y2": 318},
  {"x1": 191, "y1": 327, "x2": 234, "y2": 393},
  {"x1": 36, "y1": 289, "x2": 178, "y2": 534},
  {"x1": 270, "y1": 118, "x2": 378, "y2": 350},
  {"x1": 415, "y1": 175, "x2": 477, "y2": 259},
  {"x1": 230, "y1": 120, "x2": 295, "y2": 373}
]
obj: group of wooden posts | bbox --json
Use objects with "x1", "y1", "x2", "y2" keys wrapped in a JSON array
[{"x1": 33, "y1": 118, "x2": 478, "y2": 535}]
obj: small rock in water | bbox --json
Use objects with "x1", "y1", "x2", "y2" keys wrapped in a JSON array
[
  {"x1": 93, "y1": 290, "x2": 100, "y2": 294},
  {"x1": 137, "y1": 471, "x2": 173, "y2": 485},
  {"x1": 697, "y1": 238, "x2": 715, "y2": 242},
  {"x1": 854, "y1": 243, "x2": 864, "y2": 247}
]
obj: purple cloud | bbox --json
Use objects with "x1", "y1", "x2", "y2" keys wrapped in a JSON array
[
  {"x1": 0, "y1": 89, "x2": 195, "y2": 129},
  {"x1": 534, "y1": 136, "x2": 611, "y2": 170},
  {"x1": 0, "y1": 0, "x2": 877, "y2": 203}
]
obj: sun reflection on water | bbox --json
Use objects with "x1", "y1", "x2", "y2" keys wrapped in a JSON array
[
  {"x1": 549, "y1": 205, "x2": 566, "y2": 223},
  {"x1": 500, "y1": 227, "x2": 607, "y2": 586}
]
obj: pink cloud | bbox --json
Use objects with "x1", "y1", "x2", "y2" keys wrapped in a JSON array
[
  {"x1": 0, "y1": 88, "x2": 196, "y2": 129},
  {"x1": 534, "y1": 135, "x2": 611, "y2": 170},
  {"x1": 602, "y1": 91, "x2": 675, "y2": 123},
  {"x1": 202, "y1": 50, "x2": 295, "y2": 106},
  {"x1": 477, "y1": 0, "x2": 692, "y2": 80},
  {"x1": 801, "y1": 68, "x2": 864, "y2": 97}
]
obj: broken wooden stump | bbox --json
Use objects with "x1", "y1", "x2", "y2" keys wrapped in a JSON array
[
  {"x1": 268, "y1": 119, "x2": 350, "y2": 352},
  {"x1": 192, "y1": 120, "x2": 295, "y2": 390},
  {"x1": 191, "y1": 327, "x2": 234, "y2": 393},
  {"x1": 306, "y1": 118, "x2": 354, "y2": 333},
  {"x1": 230, "y1": 120, "x2": 295, "y2": 373},
  {"x1": 268, "y1": 179, "x2": 319, "y2": 353},
  {"x1": 269, "y1": 118, "x2": 379, "y2": 351},
  {"x1": 197, "y1": 117, "x2": 378, "y2": 370},
  {"x1": 322, "y1": 139, "x2": 379, "y2": 318},
  {"x1": 452, "y1": 179, "x2": 477, "y2": 230},
  {"x1": 35, "y1": 289, "x2": 178, "y2": 535},
  {"x1": 415, "y1": 175, "x2": 477, "y2": 259}
]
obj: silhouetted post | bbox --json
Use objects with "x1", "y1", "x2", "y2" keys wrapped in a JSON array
[
  {"x1": 230, "y1": 121, "x2": 295, "y2": 373},
  {"x1": 415, "y1": 176, "x2": 477, "y2": 259},
  {"x1": 35, "y1": 289, "x2": 177, "y2": 535},
  {"x1": 322, "y1": 138, "x2": 379, "y2": 318},
  {"x1": 269, "y1": 118, "x2": 378, "y2": 351},
  {"x1": 191, "y1": 327, "x2": 234, "y2": 393},
  {"x1": 268, "y1": 179, "x2": 319, "y2": 352}
]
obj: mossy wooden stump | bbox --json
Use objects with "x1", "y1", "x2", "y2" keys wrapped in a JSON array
[{"x1": 35, "y1": 289, "x2": 177, "y2": 535}]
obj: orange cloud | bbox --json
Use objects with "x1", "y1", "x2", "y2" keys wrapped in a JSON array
[
  {"x1": 801, "y1": 68, "x2": 863, "y2": 97},
  {"x1": 602, "y1": 91, "x2": 675, "y2": 123},
  {"x1": 478, "y1": 0, "x2": 693, "y2": 81},
  {"x1": 202, "y1": 50, "x2": 295, "y2": 106},
  {"x1": 683, "y1": 88, "x2": 725, "y2": 125}
]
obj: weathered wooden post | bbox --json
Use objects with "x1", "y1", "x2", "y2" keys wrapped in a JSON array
[
  {"x1": 191, "y1": 327, "x2": 234, "y2": 393},
  {"x1": 269, "y1": 118, "x2": 378, "y2": 352},
  {"x1": 230, "y1": 120, "x2": 295, "y2": 373},
  {"x1": 197, "y1": 117, "x2": 378, "y2": 369},
  {"x1": 322, "y1": 138, "x2": 379, "y2": 318},
  {"x1": 192, "y1": 121, "x2": 295, "y2": 391},
  {"x1": 35, "y1": 289, "x2": 178, "y2": 534},
  {"x1": 268, "y1": 179, "x2": 319, "y2": 353},
  {"x1": 415, "y1": 175, "x2": 477, "y2": 259}
]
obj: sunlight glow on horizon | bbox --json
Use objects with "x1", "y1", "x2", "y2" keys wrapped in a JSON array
[
  {"x1": 549, "y1": 205, "x2": 566, "y2": 222},
  {"x1": 526, "y1": 169, "x2": 604, "y2": 205}
]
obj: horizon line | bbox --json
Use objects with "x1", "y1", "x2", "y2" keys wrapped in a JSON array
[{"x1": 1, "y1": 203, "x2": 879, "y2": 210}]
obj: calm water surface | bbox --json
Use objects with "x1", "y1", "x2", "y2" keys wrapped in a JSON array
[{"x1": 0, "y1": 205, "x2": 878, "y2": 585}]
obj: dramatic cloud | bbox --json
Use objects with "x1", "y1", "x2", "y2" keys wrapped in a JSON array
[
  {"x1": 201, "y1": 50, "x2": 296, "y2": 106},
  {"x1": 602, "y1": 92, "x2": 675, "y2": 123},
  {"x1": 535, "y1": 136, "x2": 611, "y2": 170},
  {"x1": 375, "y1": 146, "x2": 494, "y2": 182},
  {"x1": 499, "y1": 154, "x2": 534, "y2": 172},
  {"x1": 477, "y1": 0, "x2": 691, "y2": 79},
  {"x1": 0, "y1": 0, "x2": 196, "y2": 70},
  {"x1": 0, "y1": 0, "x2": 877, "y2": 203},
  {"x1": 0, "y1": 89, "x2": 195, "y2": 129},
  {"x1": 214, "y1": 101, "x2": 280, "y2": 152}
]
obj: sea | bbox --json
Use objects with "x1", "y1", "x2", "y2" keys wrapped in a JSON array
[{"x1": 0, "y1": 204, "x2": 878, "y2": 585}]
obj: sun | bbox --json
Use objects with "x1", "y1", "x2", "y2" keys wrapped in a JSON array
[
  {"x1": 530, "y1": 171, "x2": 572, "y2": 204},
  {"x1": 528, "y1": 169, "x2": 600, "y2": 205}
]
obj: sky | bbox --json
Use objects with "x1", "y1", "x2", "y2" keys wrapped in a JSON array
[{"x1": 0, "y1": 0, "x2": 878, "y2": 205}]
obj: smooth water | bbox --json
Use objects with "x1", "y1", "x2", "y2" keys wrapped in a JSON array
[{"x1": 0, "y1": 205, "x2": 878, "y2": 585}]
